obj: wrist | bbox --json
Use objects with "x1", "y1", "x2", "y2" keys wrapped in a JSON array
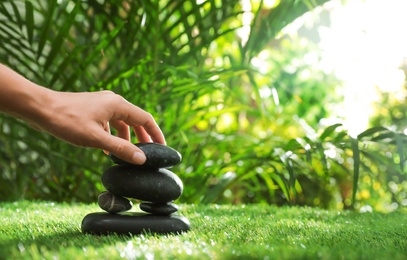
[
  {"x1": 19, "y1": 84, "x2": 55, "y2": 126},
  {"x1": 0, "y1": 65, "x2": 54, "y2": 126}
]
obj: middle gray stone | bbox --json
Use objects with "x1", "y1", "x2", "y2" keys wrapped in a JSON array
[{"x1": 101, "y1": 165, "x2": 183, "y2": 203}]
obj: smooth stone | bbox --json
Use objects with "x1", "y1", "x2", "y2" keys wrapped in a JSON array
[
  {"x1": 98, "y1": 191, "x2": 133, "y2": 213},
  {"x1": 139, "y1": 202, "x2": 179, "y2": 216},
  {"x1": 109, "y1": 143, "x2": 182, "y2": 169},
  {"x1": 102, "y1": 165, "x2": 183, "y2": 203},
  {"x1": 81, "y1": 212, "x2": 190, "y2": 235}
]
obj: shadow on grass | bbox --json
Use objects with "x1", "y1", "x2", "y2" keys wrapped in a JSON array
[{"x1": 0, "y1": 224, "x2": 133, "y2": 255}]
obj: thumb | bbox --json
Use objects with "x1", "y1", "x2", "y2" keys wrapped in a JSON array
[{"x1": 99, "y1": 133, "x2": 146, "y2": 165}]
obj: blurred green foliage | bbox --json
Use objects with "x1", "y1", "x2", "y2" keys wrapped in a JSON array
[{"x1": 0, "y1": 0, "x2": 406, "y2": 211}]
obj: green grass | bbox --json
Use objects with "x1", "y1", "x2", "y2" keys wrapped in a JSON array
[{"x1": 0, "y1": 201, "x2": 406, "y2": 259}]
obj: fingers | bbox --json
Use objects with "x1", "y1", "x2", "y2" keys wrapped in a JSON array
[
  {"x1": 109, "y1": 120, "x2": 130, "y2": 141},
  {"x1": 140, "y1": 114, "x2": 166, "y2": 145},
  {"x1": 133, "y1": 125, "x2": 153, "y2": 143},
  {"x1": 97, "y1": 93, "x2": 165, "y2": 163},
  {"x1": 112, "y1": 98, "x2": 166, "y2": 145},
  {"x1": 98, "y1": 131, "x2": 147, "y2": 165}
]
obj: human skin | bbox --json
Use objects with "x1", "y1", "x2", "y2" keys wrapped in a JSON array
[{"x1": 0, "y1": 64, "x2": 166, "y2": 165}]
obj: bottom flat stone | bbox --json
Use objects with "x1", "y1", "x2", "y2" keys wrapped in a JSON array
[{"x1": 81, "y1": 212, "x2": 190, "y2": 236}]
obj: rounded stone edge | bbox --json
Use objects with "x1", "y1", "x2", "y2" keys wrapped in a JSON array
[
  {"x1": 81, "y1": 212, "x2": 191, "y2": 236},
  {"x1": 102, "y1": 166, "x2": 184, "y2": 203},
  {"x1": 109, "y1": 143, "x2": 182, "y2": 168},
  {"x1": 139, "y1": 202, "x2": 179, "y2": 216},
  {"x1": 98, "y1": 191, "x2": 133, "y2": 214}
]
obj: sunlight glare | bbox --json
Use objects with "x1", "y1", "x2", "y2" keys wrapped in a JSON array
[
  {"x1": 238, "y1": 0, "x2": 253, "y2": 46},
  {"x1": 319, "y1": 0, "x2": 407, "y2": 136}
]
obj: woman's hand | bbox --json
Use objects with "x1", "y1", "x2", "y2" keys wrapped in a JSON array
[
  {"x1": 39, "y1": 90, "x2": 166, "y2": 164},
  {"x1": 0, "y1": 64, "x2": 165, "y2": 165}
]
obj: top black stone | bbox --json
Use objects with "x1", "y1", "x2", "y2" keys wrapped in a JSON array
[{"x1": 109, "y1": 143, "x2": 182, "y2": 169}]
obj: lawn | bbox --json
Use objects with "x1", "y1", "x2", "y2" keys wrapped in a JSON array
[{"x1": 0, "y1": 201, "x2": 406, "y2": 259}]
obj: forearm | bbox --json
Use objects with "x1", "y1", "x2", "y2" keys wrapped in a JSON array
[{"x1": 0, "y1": 64, "x2": 53, "y2": 125}]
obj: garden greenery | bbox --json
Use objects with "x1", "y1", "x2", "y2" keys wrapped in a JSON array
[{"x1": 0, "y1": 0, "x2": 406, "y2": 211}]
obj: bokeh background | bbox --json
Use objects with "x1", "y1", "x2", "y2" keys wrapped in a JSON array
[{"x1": 1, "y1": 0, "x2": 406, "y2": 212}]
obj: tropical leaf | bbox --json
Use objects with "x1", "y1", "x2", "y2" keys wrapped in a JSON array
[
  {"x1": 319, "y1": 123, "x2": 343, "y2": 141},
  {"x1": 357, "y1": 126, "x2": 389, "y2": 139},
  {"x1": 243, "y1": 0, "x2": 330, "y2": 61},
  {"x1": 25, "y1": 0, "x2": 34, "y2": 44},
  {"x1": 394, "y1": 133, "x2": 405, "y2": 171},
  {"x1": 350, "y1": 137, "x2": 360, "y2": 207},
  {"x1": 36, "y1": 0, "x2": 57, "y2": 59}
]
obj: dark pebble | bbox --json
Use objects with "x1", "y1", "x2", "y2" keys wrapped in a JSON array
[
  {"x1": 81, "y1": 212, "x2": 190, "y2": 235},
  {"x1": 139, "y1": 202, "x2": 179, "y2": 216},
  {"x1": 102, "y1": 165, "x2": 183, "y2": 203},
  {"x1": 109, "y1": 143, "x2": 182, "y2": 169},
  {"x1": 98, "y1": 191, "x2": 133, "y2": 213}
]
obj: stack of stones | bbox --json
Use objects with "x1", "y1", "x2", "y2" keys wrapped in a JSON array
[{"x1": 81, "y1": 143, "x2": 190, "y2": 236}]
